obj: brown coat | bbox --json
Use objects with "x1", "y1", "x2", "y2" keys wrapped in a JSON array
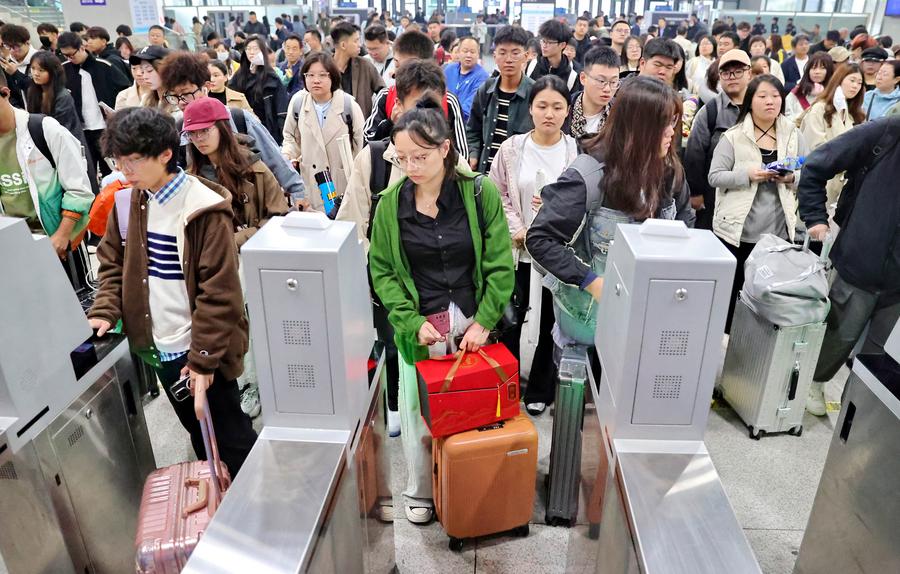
[
  {"x1": 348, "y1": 56, "x2": 385, "y2": 119},
  {"x1": 88, "y1": 175, "x2": 249, "y2": 380}
]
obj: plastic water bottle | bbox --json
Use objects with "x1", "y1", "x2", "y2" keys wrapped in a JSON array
[{"x1": 765, "y1": 156, "x2": 805, "y2": 173}]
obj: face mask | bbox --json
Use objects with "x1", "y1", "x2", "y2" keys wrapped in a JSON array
[
  {"x1": 833, "y1": 85, "x2": 848, "y2": 112},
  {"x1": 39, "y1": 36, "x2": 52, "y2": 49},
  {"x1": 217, "y1": 51, "x2": 229, "y2": 62},
  {"x1": 250, "y1": 53, "x2": 264, "y2": 67}
]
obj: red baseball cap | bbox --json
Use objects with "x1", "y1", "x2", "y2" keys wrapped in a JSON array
[{"x1": 182, "y1": 97, "x2": 231, "y2": 133}]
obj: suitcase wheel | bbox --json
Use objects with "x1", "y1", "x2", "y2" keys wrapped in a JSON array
[
  {"x1": 513, "y1": 524, "x2": 530, "y2": 538},
  {"x1": 749, "y1": 427, "x2": 765, "y2": 440},
  {"x1": 448, "y1": 537, "x2": 464, "y2": 552},
  {"x1": 789, "y1": 426, "x2": 803, "y2": 437}
]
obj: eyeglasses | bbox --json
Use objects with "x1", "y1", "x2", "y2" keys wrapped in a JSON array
[
  {"x1": 187, "y1": 127, "x2": 215, "y2": 142},
  {"x1": 2, "y1": 43, "x2": 21, "y2": 51},
  {"x1": 304, "y1": 72, "x2": 330, "y2": 81},
  {"x1": 720, "y1": 67, "x2": 750, "y2": 80},
  {"x1": 539, "y1": 38, "x2": 565, "y2": 46},
  {"x1": 494, "y1": 49, "x2": 524, "y2": 61},
  {"x1": 111, "y1": 156, "x2": 149, "y2": 173},
  {"x1": 60, "y1": 50, "x2": 79, "y2": 61},
  {"x1": 395, "y1": 148, "x2": 437, "y2": 170},
  {"x1": 585, "y1": 73, "x2": 620, "y2": 90},
  {"x1": 164, "y1": 88, "x2": 202, "y2": 105}
]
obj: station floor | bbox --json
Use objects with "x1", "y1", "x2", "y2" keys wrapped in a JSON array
[{"x1": 139, "y1": 356, "x2": 849, "y2": 574}]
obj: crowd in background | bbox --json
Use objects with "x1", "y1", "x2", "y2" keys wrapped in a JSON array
[{"x1": 1, "y1": 8, "x2": 898, "y2": 520}]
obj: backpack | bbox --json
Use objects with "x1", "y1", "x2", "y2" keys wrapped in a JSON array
[
  {"x1": 366, "y1": 138, "x2": 392, "y2": 239},
  {"x1": 27, "y1": 114, "x2": 55, "y2": 169},
  {"x1": 524, "y1": 59, "x2": 578, "y2": 91},
  {"x1": 292, "y1": 91, "x2": 356, "y2": 152}
]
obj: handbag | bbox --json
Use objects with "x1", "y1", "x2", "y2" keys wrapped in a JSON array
[{"x1": 741, "y1": 234, "x2": 832, "y2": 327}]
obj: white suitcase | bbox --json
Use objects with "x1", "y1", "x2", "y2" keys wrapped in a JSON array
[{"x1": 718, "y1": 295, "x2": 826, "y2": 439}]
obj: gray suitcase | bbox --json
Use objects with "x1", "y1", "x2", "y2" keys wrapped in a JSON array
[
  {"x1": 545, "y1": 345, "x2": 587, "y2": 526},
  {"x1": 718, "y1": 295, "x2": 826, "y2": 439}
]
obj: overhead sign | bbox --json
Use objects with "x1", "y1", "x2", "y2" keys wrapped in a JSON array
[
  {"x1": 130, "y1": 0, "x2": 161, "y2": 34},
  {"x1": 521, "y1": 0, "x2": 555, "y2": 35}
]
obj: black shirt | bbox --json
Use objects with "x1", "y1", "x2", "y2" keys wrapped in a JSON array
[
  {"x1": 209, "y1": 90, "x2": 227, "y2": 106},
  {"x1": 398, "y1": 177, "x2": 477, "y2": 317},
  {"x1": 341, "y1": 62, "x2": 353, "y2": 95}
]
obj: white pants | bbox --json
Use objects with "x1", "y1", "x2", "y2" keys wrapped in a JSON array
[{"x1": 398, "y1": 303, "x2": 472, "y2": 508}]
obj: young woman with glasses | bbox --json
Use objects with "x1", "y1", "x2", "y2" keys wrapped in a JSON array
[
  {"x1": 281, "y1": 51, "x2": 364, "y2": 214},
  {"x1": 708, "y1": 74, "x2": 807, "y2": 332},
  {"x1": 368, "y1": 96, "x2": 515, "y2": 526},
  {"x1": 182, "y1": 97, "x2": 288, "y2": 249}
]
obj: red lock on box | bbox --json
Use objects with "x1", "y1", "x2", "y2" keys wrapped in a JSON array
[{"x1": 416, "y1": 343, "x2": 520, "y2": 438}]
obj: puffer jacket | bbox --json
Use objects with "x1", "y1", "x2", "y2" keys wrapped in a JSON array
[
  {"x1": 708, "y1": 114, "x2": 807, "y2": 247},
  {"x1": 863, "y1": 87, "x2": 900, "y2": 121}
]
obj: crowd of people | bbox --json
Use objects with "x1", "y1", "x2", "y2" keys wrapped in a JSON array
[{"x1": 4, "y1": 10, "x2": 898, "y2": 524}]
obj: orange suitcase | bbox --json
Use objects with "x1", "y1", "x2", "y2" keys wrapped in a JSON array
[{"x1": 433, "y1": 415, "x2": 538, "y2": 551}]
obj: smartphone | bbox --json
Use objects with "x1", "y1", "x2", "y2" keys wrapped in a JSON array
[{"x1": 170, "y1": 375, "x2": 191, "y2": 402}]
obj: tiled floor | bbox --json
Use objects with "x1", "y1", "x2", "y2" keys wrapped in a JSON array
[{"x1": 137, "y1": 362, "x2": 845, "y2": 574}]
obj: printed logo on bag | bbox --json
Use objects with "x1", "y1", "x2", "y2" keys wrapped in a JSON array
[
  {"x1": 460, "y1": 355, "x2": 479, "y2": 368},
  {"x1": 756, "y1": 265, "x2": 774, "y2": 280}
]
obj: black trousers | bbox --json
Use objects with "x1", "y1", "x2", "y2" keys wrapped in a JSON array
[
  {"x1": 501, "y1": 262, "x2": 558, "y2": 405},
  {"x1": 84, "y1": 129, "x2": 112, "y2": 180},
  {"x1": 373, "y1": 302, "x2": 400, "y2": 411},
  {"x1": 722, "y1": 239, "x2": 757, "y2": 334},
  {"x1": 154, "y1": 355, "x2": 258, "y2": 477}
]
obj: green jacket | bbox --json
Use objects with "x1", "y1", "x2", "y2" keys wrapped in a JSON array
[{"x1": 369, "y1": 168, "x2": 515, "y2": 365}]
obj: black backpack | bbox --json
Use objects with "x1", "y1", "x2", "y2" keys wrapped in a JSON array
[
  {"x1": 366, "y1": 138, "x2": 393, "y2": 239},
  {"x1": 28, "y1": 114, "x2": 55, "y2": 169}
]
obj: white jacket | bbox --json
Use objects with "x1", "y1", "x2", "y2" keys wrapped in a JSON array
[
  {"x1": 282, "y1": 89, "x2": 365, "y2": 213},
  {"x1": 799, "y1": 100, "x2": 854, "y2": 204},
  {"x1": 708, "y1": 114, "x2": 806, "y2": 247}
]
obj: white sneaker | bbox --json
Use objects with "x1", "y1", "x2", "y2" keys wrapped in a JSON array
[
  {"x1": 240, "y1": 385, "x2": 262, "y2": 418},
  {"x1": 526, "y1": 402, "x2": 546, "y2": 415},
  {"x1": 387, "y1": 409, "x2": 401, "y2": 437},
  {"x1": 376, "y1": 502, "x2": 396, "y2": 522},
  {"x1": 806, "y1": 382, "x2": 827, "y2": 416},
  {"x1": 405, "y1": 505, "x2": 433, "y2": 524}
]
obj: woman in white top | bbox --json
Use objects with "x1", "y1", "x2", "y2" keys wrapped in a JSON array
[
  {"x1": 799, "y1": 63, "x2": 865, "y2": 204},
  {"x1": 785, "y1": 52, "x2": 834, "y2": 120},
  {"x1": 489, "y1": 75, "x2": 578, "y2": 415},
  {"x1": 687, "y1": 34, "x2": 716, "y2": 94},
  {"x1": 282, "y1": 51, "x2": 365, "y2": 214}
]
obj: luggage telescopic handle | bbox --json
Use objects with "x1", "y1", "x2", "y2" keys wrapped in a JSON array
[
  {"x1": 787, "y1": 361, "x2": 801, "y2": 401},
  {"x1": 199, "y1": 400, "x2": 226, "y2": 504}
]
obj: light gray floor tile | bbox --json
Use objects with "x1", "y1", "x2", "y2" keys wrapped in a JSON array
[
  {"x1": 743, "y1": 529, "x2": 804, "y2": 574},
  {"x1": 475, "y1": 523, "x2": 569, "y2": 574},
  {"x1": 705, "y1": 364, "x2": 847, "y2": 532},
  {"x1": 143, "y1": 392, "x2": 196, "y2": 468},
  {"x1": 395, "y1": 518, "x2": 475, "y2": 573}
]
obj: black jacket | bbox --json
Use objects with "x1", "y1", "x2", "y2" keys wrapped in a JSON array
[
  {"x1": 228, "y1": 69, "x2": 288, "y2": 144},
  {"x1": 798, "y1": 117, "x2": 900, "y2": 294},
  {"x1": 526, "y1": 55, "x2": 582, "y2": 92},
  {"x1": 99, "y1": 44, "x2": 132, "y2": 82},
  {"x1": 63, "y1": 54, "x2": 131, "y2": 121},
  {"x1": 781, "y1": 56, "x2": 803, "y2": 93},
  {"x1": 243, "y1": 21, "x2": 268, "y2": 36},
  {"x1": 526, "y1": 156, "x2": 694, "y2": 288},
  {"x1": 466, "y1": 75, "x2": 535, "y2": 173}
]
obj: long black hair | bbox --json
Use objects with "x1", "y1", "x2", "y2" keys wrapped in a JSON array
[
  {"x1": 26, "y1": 51, "x2": 66, "y2": 115},
  {"x1": 230, "y1": 34, "x2": 275, "y2": 105},
  {"x1": 391, "y1": 94, "x2": 461, "y2": 181}
]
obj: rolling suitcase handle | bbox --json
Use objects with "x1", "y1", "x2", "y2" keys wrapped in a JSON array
[
  {"x1": 787, "y1": 362, "x2": 801, "y2": 401},
  {"x1": 198, "y1": 398, "x2": 226, "y2": 506}
]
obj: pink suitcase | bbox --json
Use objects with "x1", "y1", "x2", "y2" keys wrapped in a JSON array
[{"x1": 134, "y1": 399, "x2": 231, "y2": 573}]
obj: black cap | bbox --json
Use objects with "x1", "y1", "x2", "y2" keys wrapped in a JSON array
[
  {"x1": 860, "y1": 46, "x2": 889, "y2": 62},
  {"x1": 129, "y1": 45, "x2": 171, "y2": 66}
]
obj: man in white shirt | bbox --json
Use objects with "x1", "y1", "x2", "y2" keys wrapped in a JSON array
[{"x1": 363, "y1": 24, "x2": 395, "y2": 88}]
